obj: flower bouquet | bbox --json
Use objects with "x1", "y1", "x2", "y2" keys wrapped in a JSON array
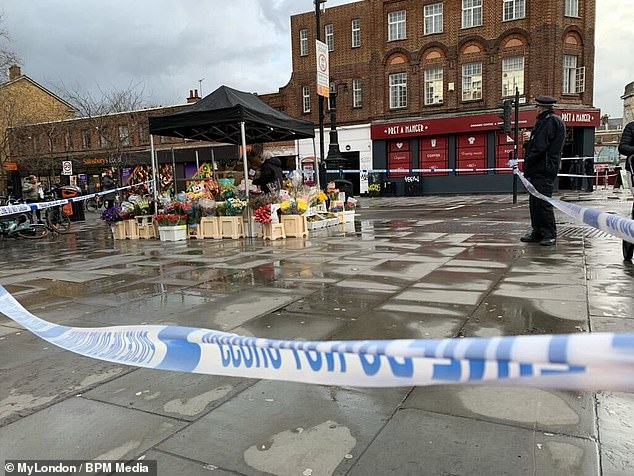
[
  {"x1": 253, "y1": 204, "x2": 272, "y2": 224},
  {"x1": 279, "y1": 198, "x2": 307, "y2": 215},
  {"x1": 309, "y1": 190, "x2": 328, "y2": 208},
  {"x1": 100, "y1": 205, "x2": 124, "y2": 224},
  {"x1": 154, "y1": 214, "x2": 186, "y2": 226},
  {"x1": 225, "y1": 197, "x2": 248, "y2": 216},
  {"x1": 345, "y1": 197, "x2": 358, "y2": 210}
]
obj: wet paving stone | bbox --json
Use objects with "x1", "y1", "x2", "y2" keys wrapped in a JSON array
[
  {"x1": 156, "y1": 380, "x2": 409, "y2": 475},
  {"x1": 0, "y1": 194, "x2": 632, "y2": 474}
]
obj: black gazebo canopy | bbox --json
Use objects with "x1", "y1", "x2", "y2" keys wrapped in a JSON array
[{"x1": 148, "y1": 85, "x2": 315, "y2": 144}]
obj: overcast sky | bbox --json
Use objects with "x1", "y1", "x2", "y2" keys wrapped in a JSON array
[{"x1": 1, "y1": 0, "x2": 631, "y2": 118}]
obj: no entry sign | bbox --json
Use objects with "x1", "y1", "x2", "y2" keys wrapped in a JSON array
[{"x1": 61, "y1": 160, "x2": 73, "y2": 175}]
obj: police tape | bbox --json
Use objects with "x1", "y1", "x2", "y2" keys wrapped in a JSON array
[
  {"x1": 514, "y1": 170, "x2": 634, "y2": 245},
  {"x1": 0, "y1": 181, "x2": 153, "y2": 217},
  {"x1": 1, "y1": 285, "x2": 632, "y2": 391}
]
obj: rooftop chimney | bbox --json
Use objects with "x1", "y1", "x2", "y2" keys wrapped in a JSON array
[
  {"x1": 187, "y1": 88, "x2": 201, "y2": 104},
  {"x1": 8, "y1": 65, "x2": 22, "y2": 81}
]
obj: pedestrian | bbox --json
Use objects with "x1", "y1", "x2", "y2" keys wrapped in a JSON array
[
  {"x1": 21, "y1": 174, "x2": 43, "y2": 223},
  {"x1": 618, "y1": 120, "x2": 634, "y2": 177},
  {"x1": 520, "y1": 95, "x2": 566, "y2": 246},
  {"x1": 102, "y1": 171, "x2": 117, "y2": 209},
  {"x1": 618, "y1": 119, "x2": 634, "y2": 209},
  {"x1": 252, "y1": 151, "x2": 284, "y2": 193}
]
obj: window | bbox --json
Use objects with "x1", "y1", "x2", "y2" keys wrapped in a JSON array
[
  {"x1": 325, "y1": 24, "x2": 334, "y2": 51},
  {"x1": 138, "y1": 124, "x2": 149, "y2": 144},
  {"x1": 503, "y1": 0, "x2": 525, "y2": 21},
  {"x1": 563, "y1": 54, "x2": 585, "y2": 93},
  {"x1": 462, "y1": 62, "x2": 482, "y2": 100},
  {"x1": 351, "y1": 19, "x2": 360, "y2": 48},
  {"x1": 424, "y1": 3, "x2": 443, "y2": 35},
  {"x1": 424, "y1": 67, "x2": 443, "y2": 105},
  {"x1": 100, "y1": 127, "x2": 110, "y2": 148},
  {"x1": 302, "y1": 86, "x2": 311, "y2": 113},
  {"x1": 565, "y1": 0, "x2": 579, "y2": 17},
  {"x1": 64, "y1": 131, "x2": 72, "y2": 151},
  {"x1": 352, "y1": 79, "x2": 362, "y2": 107},
  {"x1": 502, "y1": 56, "x2": 524, "y2": 96},
  {"x1": 462, "y1": 0, "x2": 482, "y2": 28},
  {"x1": 81, "y1": 129, "x2": 91, "y2": 149},
  {"x1": 389, "y1": 72, "x2": 407, "y2": 109},
  {"x1": 118, "y1": 125, "x2": 129, "y2": 146},
  {"x1": 300, "y1": 29, "x2": 308, "y2": 56},
  {"x1": 388, "y1": 10, "x2": 406, "y2": 41}
]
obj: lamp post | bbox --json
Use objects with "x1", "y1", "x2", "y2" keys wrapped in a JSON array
[
  {"x1": 326, "y1": 81, "x2": 345, "y2": 180},
  {"x1": 315, "y1": 0, "x2": 327, "y2": 189}
]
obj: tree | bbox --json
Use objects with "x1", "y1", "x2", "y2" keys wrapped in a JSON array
[
  {"x1": 54, "y1": 81, "x2": 151, "y2": 177},
  {"x1": 0, "y1": 13, "x2": 19, "y2": 75}
]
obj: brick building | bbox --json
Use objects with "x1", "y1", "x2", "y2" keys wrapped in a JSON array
[
  {"x1": 269, "y1": 0, "x2": 601, "y2": 195},
  {"x1": 9, "y1": 0, "x2": 603, "y2": 197},
  {"x1": 0, "y1": 65, "x2": 76, "y2": 196},
  {"x1": 8, "y1": 90, "x2": 240, "y2": 196}
]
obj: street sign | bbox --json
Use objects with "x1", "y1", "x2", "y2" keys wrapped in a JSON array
[
  {"x1": 316, "y1": 40, "x2": 330, "y2": 97},
  {"x1": 61, "y1": 160, "x2": 73, "y2": 176}
]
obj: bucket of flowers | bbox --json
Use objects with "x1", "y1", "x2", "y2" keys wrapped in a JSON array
[
  {"x1": 154, "y1": 213, "x2": 187, "y2": 241},
  {"x1": 280, "y1": 198, "x2": 308, "y2": 237},
  {"x1": 101, "y1": 205, "x2": 127, "y2": 239}
]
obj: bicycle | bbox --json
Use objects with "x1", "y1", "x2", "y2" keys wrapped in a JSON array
[
  {"x1": 0, "y1": 213, "x2": 48, "y2": 239},
  {"x1": 85, "y1": 194, "x2": 105, "y2": 212},
  {"x1": 43, "y1": 187, "x2": 72, "y2": 234}
]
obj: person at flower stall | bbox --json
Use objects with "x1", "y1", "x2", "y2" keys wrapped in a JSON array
[{"x1": 252, "y1": 151, "x2": 284, "y2": 193}]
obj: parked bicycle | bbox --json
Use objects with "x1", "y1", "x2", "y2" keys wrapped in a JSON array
[
  {"x1": 43, "y1": 186, "x2": 72, "y2": 234},
  {"x1": 85, "y1": 194, "x2": 105, "y2": 212},
  {"x1": 0, "y1": 213, "x2": 48, "y2": 239}
]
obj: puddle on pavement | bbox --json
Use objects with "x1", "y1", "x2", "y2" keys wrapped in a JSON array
[
  {"x1": 463, "y1": 295, "x2": 588, "y2": 336},
  {"x1": 244, "y1": 420, "x2": 356, "y2": 476}
]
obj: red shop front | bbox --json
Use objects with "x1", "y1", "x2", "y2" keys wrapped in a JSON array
[{"x1": 370, "y1": 107, "x2": 600, "y2": 195}]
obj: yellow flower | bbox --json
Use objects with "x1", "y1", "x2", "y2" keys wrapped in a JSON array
[
  {"x1": 297, "y1": 198, "x2": 307, "y2": 212},
  {"x1": 280, "y1": 201, "x2": 290, "y2": 210}
]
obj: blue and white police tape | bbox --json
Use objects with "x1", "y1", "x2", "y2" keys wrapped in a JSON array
[
  {"x1": 514, "y1": 170, "x2": 634, "y2": 245},
  {"x1": 1, "y1": 285, "x2": 632, "y2": 391},
  {"x1": 0, "y1": 181, "x2": 153, "y2": 218}
]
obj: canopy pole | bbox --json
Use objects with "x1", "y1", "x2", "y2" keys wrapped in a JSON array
[
  {"x1": 150, "y1": 135, "x2": 158, "y2": 206},
  {"x1": 312, "y1": 137, "x2": 320, "y2": 189},
  {"x1": 240, "y1": 121, "x2": 253, "y2": 239}
]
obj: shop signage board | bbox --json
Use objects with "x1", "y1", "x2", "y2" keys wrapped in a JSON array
[
  {"x1": 371, "y1": 108, "x2": 601, "y2": 140},
  {"x1": 420, "y1": 136, "x2": 448, "y2": 175},
  {"x1": 456, "y1": 133, "x2": 486, "y2": 175},
  {"x1": 315, "y1": 40, "x2": 330, "y2": 98},
  {"x1": 61, "y1": 160, "x2": 73, "y2": 176}
]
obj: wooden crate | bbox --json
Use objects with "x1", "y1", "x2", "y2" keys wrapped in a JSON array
[
  {"x1": 281, "y1": 215, "x2": 308, "y2": 238},
  {"x1": 219, "y1": 216, "x2": 244, "y2": 239},
  {"x1": 262, "y1": 223, "x2": 286, "y2": 241},
  {"x1": 199, "y1": 217, "x2": 221, "y2": 239}
]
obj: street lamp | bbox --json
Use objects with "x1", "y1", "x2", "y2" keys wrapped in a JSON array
[
  {"x1": 315, "y1": 0, "x2": 327, "y2": 189},
  {"x1": 326, "y1": 81, "x2": 346, "y2": 179}
]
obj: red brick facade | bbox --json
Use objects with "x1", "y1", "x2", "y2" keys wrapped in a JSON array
[{"x1": 264, "y1": 0, "x2": 595, "y2": 126}]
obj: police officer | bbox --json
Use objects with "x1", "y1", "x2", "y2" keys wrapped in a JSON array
[{"x1": 520, "y1": 96, "x2": 566, "y2": 246}]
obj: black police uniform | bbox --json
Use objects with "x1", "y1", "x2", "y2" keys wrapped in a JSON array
[{"x1": 521, "y1": 96, "x2": 566, "y2": 245}]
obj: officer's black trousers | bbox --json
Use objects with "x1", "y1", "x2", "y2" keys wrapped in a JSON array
[{"x1": 528, "y1": 176, "x2": 556, "y2": 239}]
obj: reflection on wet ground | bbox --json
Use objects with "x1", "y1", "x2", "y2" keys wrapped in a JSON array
[{"x1": 1, "y1": 192, "x2": 633, "y2": 474}]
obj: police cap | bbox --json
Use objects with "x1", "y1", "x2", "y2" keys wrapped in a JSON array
[{"x1": 535, "y1": 95, "x2": 557, "y2": 107}]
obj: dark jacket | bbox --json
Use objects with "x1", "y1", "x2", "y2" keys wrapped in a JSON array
[
  {"x1": 102, "y1": 175, "x2": 117, "y2": 199},
  {"x1": 523, "y1": 108, "x2": 566, "y2": 179},
  {"x1": 253, "y1": 157, "x2": 284, "y2": 192},
  {"x1": 621, "y1": 121, "x2": 634, "y2": 173},
  {"x1": 619, "y1": 121, "x2": 634, "y2": 157}
]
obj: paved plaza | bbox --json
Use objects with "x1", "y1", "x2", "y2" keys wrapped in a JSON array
[{"x1": 0, "y1": 190, "x2": 633, "y2": 475}]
